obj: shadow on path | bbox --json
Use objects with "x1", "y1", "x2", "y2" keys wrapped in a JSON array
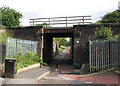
[{"x1": 48, "y1": 47, "x2": 74, "y2": 74}]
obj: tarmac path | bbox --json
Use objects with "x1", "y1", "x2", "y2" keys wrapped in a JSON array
[{"x1": 38, "y1": 47, "x2": 119, "y2": 85}]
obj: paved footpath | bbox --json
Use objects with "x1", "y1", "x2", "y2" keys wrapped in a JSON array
[
  {"x1": 62, "y1": 74, "x2": 119, "y2": 85},
  {"x1": 39, "y1": 47, "x2": 120, "y2": 85},
  {"x1": 1, "y1": 67, "x2": 49, "y2": 84},
  {"x1": 59, "y1": 48, "x2": 120, "y2": 85}
]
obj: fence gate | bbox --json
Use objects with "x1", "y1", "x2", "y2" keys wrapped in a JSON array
[
  {"x1": 89, "y1": 38, "x2": 120, "y2": 73},
  {"x1": 6, "y1": 38, "x2": 38, "y2": 57}
]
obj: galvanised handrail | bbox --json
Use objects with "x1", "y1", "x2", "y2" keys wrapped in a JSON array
[{"x1": 29, "y1": 16, "x2": 91, "y2": 27}]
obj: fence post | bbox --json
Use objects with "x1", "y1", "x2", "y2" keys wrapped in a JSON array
[
  {"x1": 83, "y1": 16, "x2": 84, "y2": 25},
  {"x1": 96, "y1": 41, "x2": 98, "y2": 70},
  {"x1": 49, "y1": 18, "x2": 51, "y2": 27},
  {"x1": 6, "y1": 38, "x2": 8, "y2": 57},
  {"x1": 66, "y1": 17, "x2": 68, "y2": 27},
  {"x1": 33, "y1": 19, "x2": 34, "y2": 26},
  {"x1": 89, "y1": 39, "x2": 92, "y2": 73},
  {"x1": 98, "y1": 42, "x2": 99, "y2": 70},
  {"x1": 118, "y1": 38, "x2": 120, "y2": 69}
]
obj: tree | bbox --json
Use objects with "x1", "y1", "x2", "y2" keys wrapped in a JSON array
[
  {"x1": 0, "y1": 6, "x2": 23, "y2": 27},
  {"x1": 54, "y1": 38, "x2": 62, "y2": 47},
  {"x1": 59, "y1": 38, "x2": 67, "y2": 46},
  {"x1": 54, "y1": 38, "x2": 69, "y2": 47},
  {"x1": 35, "y1": 22, "x2": 52, "y2": 28},
  {"x1": 95, "y1": 26, "x2": 113, "y2": 39},
  {"x1": 97, "y1": 10, "x2": 120, "y2": 23}
]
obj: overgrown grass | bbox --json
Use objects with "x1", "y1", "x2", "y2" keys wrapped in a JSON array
[{"x1": 3, "y1": 52, "x2": 47, "y2": 73}]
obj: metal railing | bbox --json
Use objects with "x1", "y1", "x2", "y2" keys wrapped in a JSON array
[
  {"x1": 6, "y1": 38, "x2": 38, "y2": 57},
  {"x1": 89, "y1": 38, "x2": 120, "y2": 73},
  {"x1": 29, "y1": 16, "x2": 91, "y2": 27}
]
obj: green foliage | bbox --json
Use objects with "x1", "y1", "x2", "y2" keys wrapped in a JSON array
[
  {"x1": 59, "y1": 38, "x2": 67, "y2": 46},
  {"x1": 97, "y1": 10, "x2": 120, "y2": 23},
  {"x1": 95, "y1": 26, "x2": 113, "y2": 39},
  {"x1": 0, "y1": 26, "x2": 11, "y2": 43},
  {"x1": 0, "y1": 25, "x2": 6, "y2": 29},
  {"x1": 54, "y1": 38, "x2": 62, "y2": 47},
  {"x1": 54, "y1": 38, "x2": 71, "y2": 53},
  {"x1": 107, "y1": 34, "x2": 120, "y2": 41},
  {"x1": 59, "y1": 48, "x2": 62, "y2": 53},
  {"x1": 0, "y1": 6, "x2": 23, "y2": 27},
  {"x1": 90, "y1": 66, "x2": 98, "y2": 72},
  {"x1": 40, "y1": 61, "x2": 48, "y2": 66},
  {"x1": 4, "y1": 52, "x2": 45, "y2": 72},
  {"x1": 59, "y1": 45, "x2": 65, "y2": 53},
  {"x1": 60, "y1": 45, "x2": 65, "y2": 49},
  {"x1": 35, "y1": 22, "x2": 52, "y2": 28},
  {"x1": 55, "y1": 38, "x2": 69, "y2": 47}
]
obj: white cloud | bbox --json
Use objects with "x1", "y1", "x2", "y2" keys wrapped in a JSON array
[{"x1": 0, "y1": 0, "x2": 119, "y2": 26}]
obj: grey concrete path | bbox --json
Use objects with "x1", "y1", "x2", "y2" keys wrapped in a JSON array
[
  {"x1": 15, "y1": 67, "x2": 49, "y2": 79},
  {"x1": 1, "y1": 66, "x2": 49, "y2": 84}
]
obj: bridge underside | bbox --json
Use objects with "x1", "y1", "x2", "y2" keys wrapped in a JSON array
[{"x1": 43, "y1": 27, "x2": 74, "y2": 64}]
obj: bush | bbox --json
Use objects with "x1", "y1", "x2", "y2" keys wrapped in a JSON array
[
  {"x1": 59, "y1": 48, "x2": 63, "y2": 53},
  {"x1": 95, "y1": 26, "x2": 113, "y2": 39},
  {"x1": 40, "y1": 61, "x2": 48, "y2": 66},
  {"x1": 5, "y1": 52, "x2": 41, "y2": 72},
  {"x1": 0, "y1": 25, "x2": 11, "y2": 44}
]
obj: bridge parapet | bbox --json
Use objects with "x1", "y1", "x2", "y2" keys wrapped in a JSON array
[{"x1": 30, "y1": 16, "x2": 91, "y2": 27}]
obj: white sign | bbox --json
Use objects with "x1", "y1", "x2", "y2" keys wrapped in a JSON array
[{"x1": 76, "y1": 41, "x2": 79, "y2": 44}]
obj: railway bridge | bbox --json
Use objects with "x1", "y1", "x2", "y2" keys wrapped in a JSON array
[{"x1": 6, "y1": 16, "x2": 120, "y2": 68}]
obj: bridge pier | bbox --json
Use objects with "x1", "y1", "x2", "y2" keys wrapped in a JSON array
[{"x1": 43, "y1": 34, "x2": 53, "y2": 63}]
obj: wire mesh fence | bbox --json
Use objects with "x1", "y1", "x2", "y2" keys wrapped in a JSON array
[
  {"x1": 89, "y1": 37, "x2": 120, "y2": 73},
  {"x1": 6, "y1": 38, "x2": 38, "y2": 57}
]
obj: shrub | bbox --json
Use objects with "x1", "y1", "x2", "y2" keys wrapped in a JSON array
[
  {"x1": 40, "y1": 61, "x2": 48, "y2": 66},
  {"x1": 95, "y1": 26, "x2": 113, "y2": 39},
  {"x1": 4, "y1": 52, "x2": 41, "y2": 72}
]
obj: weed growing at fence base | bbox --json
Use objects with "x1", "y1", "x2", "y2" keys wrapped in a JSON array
[
  {"x1": 13, "y1": 53, "x2": 39, "y2": 71},
  {"x1": 5, "y1": 52, "x2": 47, "y2": 72}
]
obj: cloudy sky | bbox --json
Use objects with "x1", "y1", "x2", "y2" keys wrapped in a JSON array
[{"x1": 0, "y1": 0, "x2": 119, "y2": 26}]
